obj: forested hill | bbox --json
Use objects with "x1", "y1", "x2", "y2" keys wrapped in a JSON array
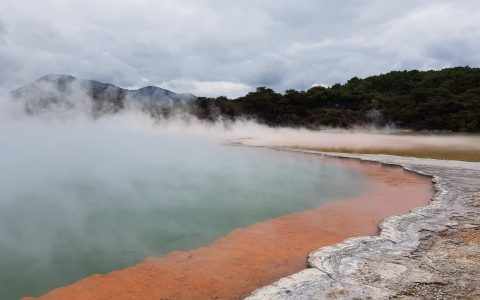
[
  {"x1": 10, "y1": 68, "x2": 480, "y2": 132},
  {"x1": 193, "y1": 67, "x2": 480, "y2": 132}
]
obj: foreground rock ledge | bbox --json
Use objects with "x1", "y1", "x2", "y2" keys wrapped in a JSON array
[{"x1": 247, "y1": 150, "x2": 480, "y2": 300}]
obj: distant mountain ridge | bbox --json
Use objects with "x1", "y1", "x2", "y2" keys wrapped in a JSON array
[
  {"x1": 10, "y1": 74, "x2": 196, "y2": 113},
  {"x1": 9, "y1": 68, "x2": 480, "y2": 132}
]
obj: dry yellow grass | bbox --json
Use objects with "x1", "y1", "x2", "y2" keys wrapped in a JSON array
[{"x1": 294, "y1": 147, "x2": 480, "y2": 162}]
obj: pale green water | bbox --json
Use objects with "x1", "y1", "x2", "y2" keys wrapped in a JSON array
[{"x1": 0, "y1": 120, "x2": 366, "y2": 299}]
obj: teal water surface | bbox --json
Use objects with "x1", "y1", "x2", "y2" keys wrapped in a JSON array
[{"x1": 0, "y1": 121, "x2": 366, "y2": 299}]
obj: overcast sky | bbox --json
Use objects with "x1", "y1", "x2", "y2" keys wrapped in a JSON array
[{"x1": 1, "y1": 0, "x2": 479, "y2": 97}]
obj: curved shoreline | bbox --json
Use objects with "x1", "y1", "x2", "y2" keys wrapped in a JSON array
[
  {"x1": 23, "y1": 150, "x2": 434, "y2": 300},
  {"x1": 247, "y1": 148, "x2": 480, "y2": 299}
]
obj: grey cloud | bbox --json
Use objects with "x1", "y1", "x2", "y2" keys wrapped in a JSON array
[{"x1": 0, "y1": 0, "x2": 479, "y2": 97}]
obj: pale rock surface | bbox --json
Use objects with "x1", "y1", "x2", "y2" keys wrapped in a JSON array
[{"x1": 247, "y1": 150, "x2": 480, "y2": 300}]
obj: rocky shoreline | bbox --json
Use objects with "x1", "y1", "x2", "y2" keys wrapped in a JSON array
[{"x1": 247, "y1": 149, "x2": 480, "y2": 300}]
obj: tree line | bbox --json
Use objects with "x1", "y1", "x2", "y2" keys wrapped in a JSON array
[{"x1": 190, "y1": 67, "x2": 480, "y2": 132}]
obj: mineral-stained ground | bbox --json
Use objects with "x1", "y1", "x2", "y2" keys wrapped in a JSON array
[{"x1": 248, "y1": 151, "x2": 480, "y2": 300}]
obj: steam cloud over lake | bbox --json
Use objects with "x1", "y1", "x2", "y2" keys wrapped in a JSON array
[
  {"x1": 0, "y1": 94, "x2": 369, "y2": 299},
  {"x1": 1, "y1": 89, "x2": 479, "y2": 299}
]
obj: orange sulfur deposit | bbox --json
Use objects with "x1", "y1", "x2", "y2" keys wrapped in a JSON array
[{"x1": 25, "y1": 155, "x2": 434, "y2": 300}]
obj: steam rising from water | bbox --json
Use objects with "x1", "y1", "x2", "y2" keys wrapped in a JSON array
[
  {"x1": 0, "y1": 93, "x2": 365, "y2": 299},
  {"x1": 0, "y1": 89, "x2": 478, "y2": 299},
  {"x1": 2, "y1": 81, "x2": 479, "y2": 152}
]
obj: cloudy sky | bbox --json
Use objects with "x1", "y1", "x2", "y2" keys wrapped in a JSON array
[{"x1": 1, "y1": 0, "x2": 479, "y2": 97}]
